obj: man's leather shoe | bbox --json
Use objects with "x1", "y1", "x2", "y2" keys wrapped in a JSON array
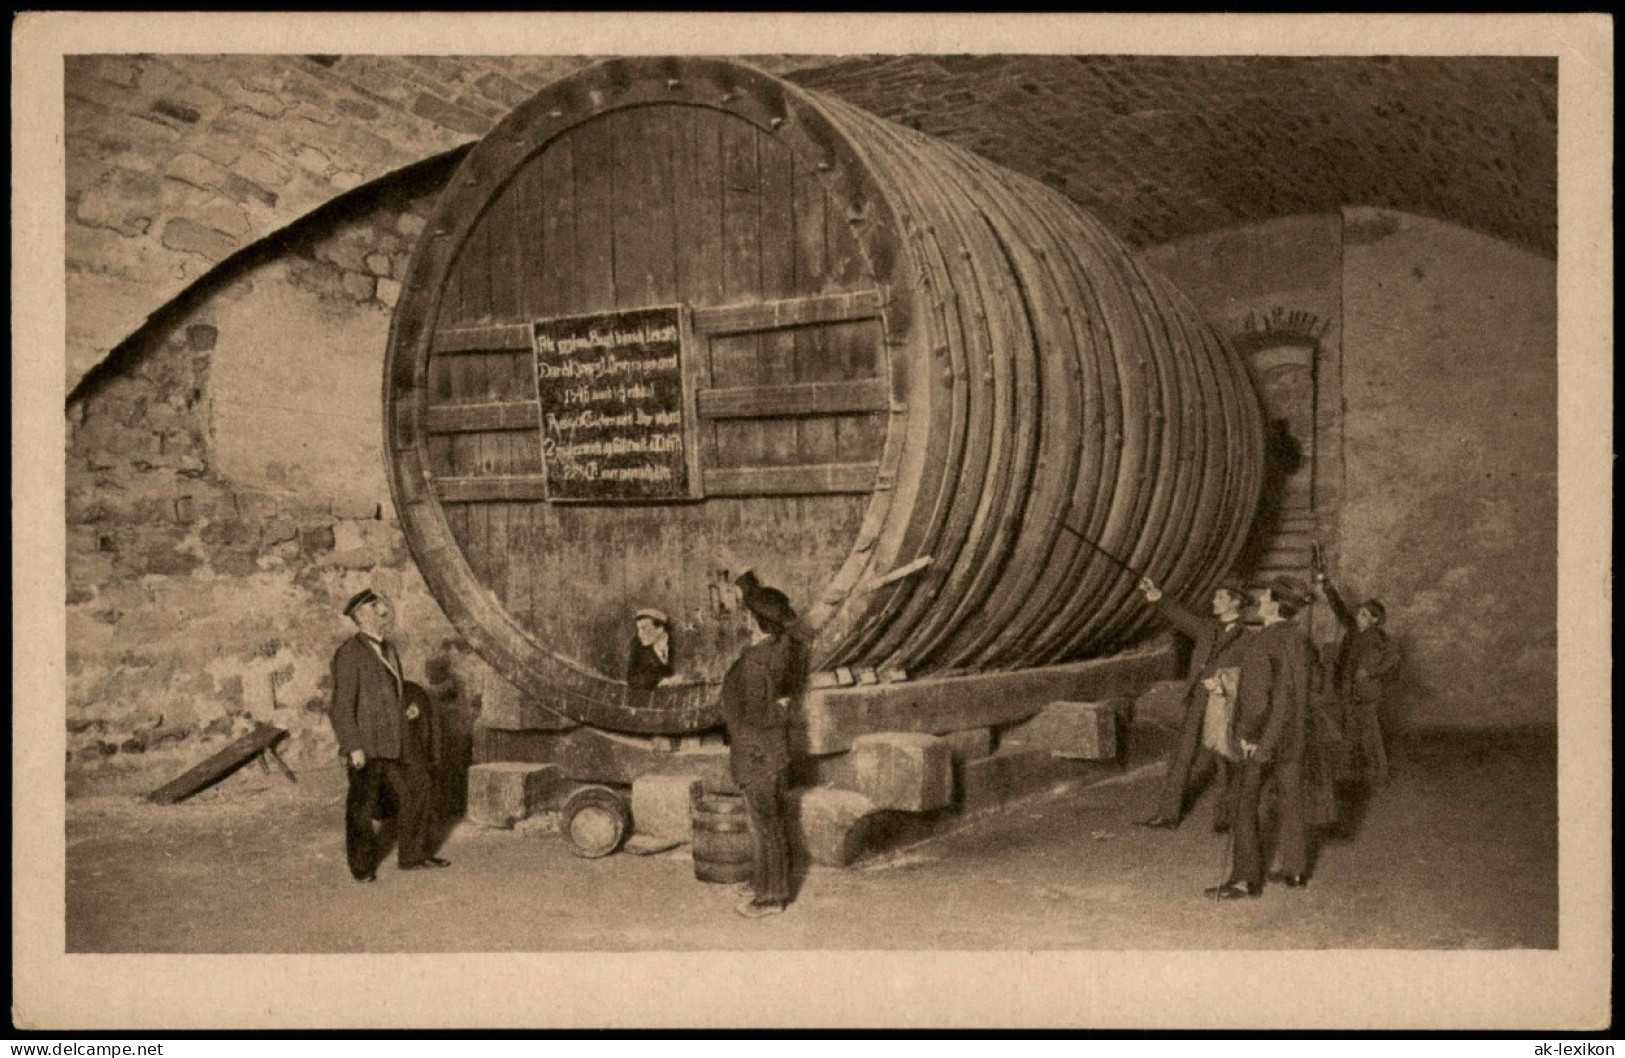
[
  {"x1": 353, "y1": 873, "x2": 376, "y2": 884},
  {"x1": 1268, "y1": 872, "x2": 1309, "y2": 888},
  {"x1": 1203, "y1": 881, "x2": 1262, "y2": 900},
  {"x1": 734, "y1": 898, "x2": 786, "y2": 919},
  {"x1": 1134, "y1": 816, "x2": 1179, "y2": 829},
  {"x1": 400, "y1": 857, "x2": 451, "y2": 871}
]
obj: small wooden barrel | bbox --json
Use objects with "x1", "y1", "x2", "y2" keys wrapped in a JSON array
[
  {"x1": 561, "y1": 784, "x2": 630, "y2": 858},
  {"x1": 690, "y1": 791, "x2": 753, "y2": 884}
]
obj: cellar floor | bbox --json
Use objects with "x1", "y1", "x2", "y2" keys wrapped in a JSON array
[{"x1": 63, "y1": 728, "x2": 1556, "y2": 953}]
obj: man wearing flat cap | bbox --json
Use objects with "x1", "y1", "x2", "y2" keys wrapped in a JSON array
[
  {"x1": 328, "y1": 588, "x2": 446, "y2": 882},
  {"x1": 625, "y1": 607, "x2": 675, "y2": 710},
  {"x1": 720, "y1": 571, "x2": 808, "y2": 918}
]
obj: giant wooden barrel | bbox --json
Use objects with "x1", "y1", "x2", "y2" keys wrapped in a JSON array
[{"x1": 384, "y1": 58, "x2": 1265, "y2": 736}]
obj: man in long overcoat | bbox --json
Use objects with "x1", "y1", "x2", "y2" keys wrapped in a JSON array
[
  {"x1": 328, "y1": 588, "x2": 446, "y2": 882},
  {"x1": 719, "y1": 573, "x2": 807, "y2": 918},
  {"x1": 1315, "y1": 570, "x2": 1403, "y2": 785},
  {"x1": 1134, "y1": 577, "x2": 1255, "y2": 831},
  {"x1": 1209, "y1": 577, "x2": 1315, "y2": 899}
]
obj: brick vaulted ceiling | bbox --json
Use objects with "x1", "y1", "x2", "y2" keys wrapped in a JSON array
[
  {"x1": 63, "y1": 53, "x2": 1555, "y2": 393},
  {"x1": 790, "y1": 55, "x2": 1557, "y2": 256}
]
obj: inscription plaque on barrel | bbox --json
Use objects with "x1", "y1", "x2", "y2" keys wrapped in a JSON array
[{"x1": 532, "y1": 306, "x2": 698, "y2": 502}]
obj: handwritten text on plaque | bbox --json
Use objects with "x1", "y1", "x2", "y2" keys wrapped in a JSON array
[{"x1": 532, "y1": 307, "x2": 693, "y2": 501}]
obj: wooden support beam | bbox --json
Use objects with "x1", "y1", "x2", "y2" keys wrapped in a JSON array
[
  {"x1": 696, "y1": 378, "x2": 890, "y2": 420},
  {"x1": 424, "y1": 402, "x2": 541, "y2": 434},
  {"x1": 264, "y1": 742, "x2": 298, "y2": 783},
  {"x1": 436, "y1": 464, "x2": 878, "y2": 502},
  {"x1": 147, "y1": 723, "x2": 289, "y2": 805},
  {"x1": 431, "y1": 324, "x2": 533, "y2": 353},
  {"x1": 1261, "y1": 553, "x2": 1315, "y2": 566},
  {"x1": 857, "y1": 554, "x2": 932, "y2": 593},
  {"x1": 435, "y1": 475, "x2": 551, "y2": 502},
  {"x1": 792, "y1": 646, "x2": 1178, "y2": 755},
  {"x1": 702, "y1": 462, "x2": 878, "y2": 497},
  {"x1": 691, "y1": 290, "x2": 883, "y2": 336},
  {"x1": 429, "y1": 291, "x2": 884, "y2": 352}
]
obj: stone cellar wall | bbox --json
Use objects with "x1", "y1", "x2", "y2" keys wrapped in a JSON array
[{"x1": 63, "y1": 163, "x2": 515, "y2": 797}]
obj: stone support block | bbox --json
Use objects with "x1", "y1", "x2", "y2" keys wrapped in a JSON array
[
  {"x1": 466, "y1": 762, "x2": 564, "y2": 828},
  {"x1": 1135, "y1": 680, "x2": 1189, "y2": 728},
  {"x1": 959, "y1": 747, "x2": 1085, "y2": 814},
  {"x1": 1002, "y1": 699, "x2": 1126, "y2": 760},
  {"x1": 630, "y1": 773, "x2": 702, "y2": 841},
  {"x1": 941, "y1": 726, "x2": 994, "y2": 761},
  {"x1": 828, "y1": 732, "x2": 953, "y2": 812},
  {"x1": 789, "y1": 787, "x2": 880, "y2": 867}
]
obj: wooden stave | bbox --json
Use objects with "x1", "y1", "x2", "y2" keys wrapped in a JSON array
[
  {"x1": 908, "y1": 138, "x2": 1088, "y2": 671},
  {"x1": 847, "y1": 108, "x2": 1040, "y2": 671},
  {"x1": 815, "y1": 96, "x2": 1001, "y2": 669}
]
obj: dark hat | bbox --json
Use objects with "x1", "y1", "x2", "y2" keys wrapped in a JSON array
[
  {"x1": 1361, "y1": 599, "x2": 1387, "y2": 624},
  {"x1": 343, "y1": 588, "x2": 380, "y2": 618},
  {"x1": 736, "y1": 572, "x2": 797, "y2": 629},
  {"x1": 1261, "y1": 576, "x2": 1313, "y2": 609}
]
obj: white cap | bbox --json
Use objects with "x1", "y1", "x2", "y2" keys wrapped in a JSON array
[{"x1": 634, "y1": 608, "x2": 669, "y2": 625}]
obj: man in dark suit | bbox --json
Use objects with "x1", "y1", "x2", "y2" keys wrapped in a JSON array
[
  {"x1": 328, "y1": 588, "x2": 447, "y2": 882},
  {"x1": 1207, "y1": 577, "x2": 1315, "y2": 899},
  {"x1": 1133, "y1": 577, "x2": 1255, "y2": 831},
  {"x1": 720, "y1": 573, "x2": 807, "y2": 919}
]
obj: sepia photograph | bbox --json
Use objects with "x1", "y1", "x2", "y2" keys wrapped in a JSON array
[{"x1": 12, "y1": 12, "x2": 1612, "y2": 1032}]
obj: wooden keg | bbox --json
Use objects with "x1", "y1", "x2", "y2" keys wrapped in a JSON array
[
  {"x1": 384, "y1": 58, "x2": 1265, "y2": 735},
  {"x1": 560, "y1": 784, "x2": 630, "y2": 858},
  {"x1": 689, "y1": 791, "x2": 754, "y2": 885}
]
